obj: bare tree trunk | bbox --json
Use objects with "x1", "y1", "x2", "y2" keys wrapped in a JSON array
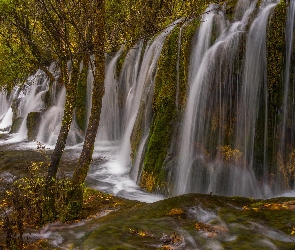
[
  {"x1": 67, "y1": 0, "x2": 105, "y2": 220},
  {"x1": 43, "y1": 58, "x2": 80, "y2": 222}
]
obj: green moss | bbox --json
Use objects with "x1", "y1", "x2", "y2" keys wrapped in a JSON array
[
  {"x1": 27, "y1": 111, "x2": 42, "y2": 141},
  {"x1": 70, "y1": 194, "x2": 295, "y2": 249},
  {"x1": 75, "y1": 64, "x2": 88, "y2": 132},
  {"x1": 259, "y1": 0, "x2": 287, "y2": 178},
  {"x1": 224, "y1": 0, "x2": 240, "y2": 21},
  {"x1": 9, "y1": 117, "x2": 23, "y2": 134},
  {"x1": 138, "y1": 27, "x2": 179, "y2": 193}
]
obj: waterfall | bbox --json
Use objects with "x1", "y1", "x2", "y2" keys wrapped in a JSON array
[
  {"x1": 36, "y1": 87, "x2": 66, "y2": 145},
  {"x1": 235, "y1": 2, "x2": 278, "y2": 197},
  {"x1": 0, "y1": 91, "x2": 10, "y2": 118},
  {"x1": 12, "y1": 70, "x2": 49, "y2": 141},
  {"x1": 175, "y1": 5, "x2": 227, "y2": 196},
  {"x1": 174, "y1": 0, "x2": 275, "y2": 197},
  {"x1": 0, "y1": 90, "x2": 13, "y2": 131},
  {"x1": 36, "y1": 86, "x2": 84, "y2": 146},
  {"x1": 188, "y1": 5, "x2": 220, "y2": 86},
  {"x1": 118, "y1": 20, "x2": 182, "y2": 175},
  {"x1": 96, "y1": 47, "x2": 123, "y2": 141},
  {"x1": 118, "y1": 41, "x2": 143, "y2": 135},
  {"x1": 86, "y1": 55, "x2": 95, "y2": 127},
  {"x1": 280, "y1": 2, "x2": 295, "y2": 157}
]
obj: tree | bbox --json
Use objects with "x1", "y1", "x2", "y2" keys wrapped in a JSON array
[{"x1": 67, "y1": 0, "x2": 105, "y2": 218}]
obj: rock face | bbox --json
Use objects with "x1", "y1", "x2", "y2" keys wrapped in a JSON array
[
  {"x1": 9, "y1": 117, "x2": 23, "y2": 134},
  {"x1": 27, "y1": 112, "x2": 42, "y2": 141}
]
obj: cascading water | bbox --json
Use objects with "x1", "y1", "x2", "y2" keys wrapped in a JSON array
[
  {"x1": 36, "y1": 87, "x2": 66, "y2": 145},
  {"x1": 235, "y1": 1, "x2": 278, "y2": 197},
  {"x1": 188, "y1": 5, "x2": 222, "y2": 85},
  {"x1": 279, "y1": 0, "x2": 295, "y2": 184},
  {"x1": 118, "y1": 41, "x2": 143, "y2": 134},
  {"x1": 96, "y1": 47, "x2": 123, "y2": 141},
  {"x1": 0, "y1": 91, "x2": 10, "y2": 118},
  {"x1": 174, "y1": 0, "x2": 277, "y2": 197},
  {"x1": 174, "y1": 5, "x2": 228, "y2": 196},
  {"x1": 118, "y1": 20, "x2": 181, "y2": 175},
  {"x1": 86, "y1": 55, "x2": 95, "y2": 127},
  {"x1": 11, "y1": 70, "x2": 49, "y2": 141},
  {"x1": 0, "y1": 90, "x2": 13, "y2": 131}
]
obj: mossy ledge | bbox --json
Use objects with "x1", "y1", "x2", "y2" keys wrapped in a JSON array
[{"x1": 34, "y1": 193, "x2": 295, "y2": 249}]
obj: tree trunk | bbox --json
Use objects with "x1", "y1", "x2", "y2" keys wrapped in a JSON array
[
  {"x1": 67, "y1": 0, "x2": 105, "y2": 220},
  {"x1": 43, "y1": 58, "x2": 80, "y2": 222}
]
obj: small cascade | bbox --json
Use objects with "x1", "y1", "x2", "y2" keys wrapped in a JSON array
[
  {"x1": 0, "y1": 91, "x2": 10, "y2": 118},
  {"x1": 36, "y1": 86, "x2": 83, "y2": 146},
  {"x1": 175, "y1": 6, "x2": 227, "y2": 195},
  {"x1": 188, "y1": 5, "x2": 221, "y2": 85},
  {"x1": 13, "y1": 70, "x2": 49, "y2": 141},
  {"x1": 235, "y1": 1, "x2": 278, "y2": 196},
  {"x1": 86, "y1": 55, "x2": 95, "y2": 126},
  {"x1": 0, "y1": 90, "x2": 13, "y2": 131},
  {"x1": 0, "y1": 108, "x2": 13, "y2": 132},
  {"x1": 278, "y1": 0, "x2": 295, "y2": 190},
  {"x1": 36, "y1": 87, "x2": 66, "y2": 145},
  {"x1": 118, "y1": 41, "x2": 143, "y2": 134},
  {"x1": 96, "y1": 47, "x2": 123, "y2": 141},
  {"x1": 118, "y1": 20, "x2": 181, "y2": 173}
]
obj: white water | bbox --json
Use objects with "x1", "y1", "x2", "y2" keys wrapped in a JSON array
[
  {"x1": 175, "y1": 5, "x2": 228, "y2": 195},
  {"x1": 36, "y1": 87, "x2": 66, "y2": 145},
  {"x1": 8, "y1": 70, "x2": 49, "y2": 142},
  {"x1": 86, "y1": 55, "x2": 95, "y2": 127},
  {"x1": 118, "y1": 20, "x2": 181, "y2": 174},
  {"x1": 118, "y1": 41, "x2": 144, "y2": 134},
  {"x1": 234, "y1": 2, "x2": 278, "y2": 196},
  {"x1": 96, "y1": 47, "x2": 123, "y2": 141},
  {"x1": 0, "y1": 89, "x2": 14, "y2": 131},
  {"x1": 88, "y1": 140, "x2": 164, "y2": 202},
  {"x1": 0, "y1": 108, "x2": 13, "y2": 131},
  {"x1": 174, "y1": 0, "x2": 276, "y2": 197},
  {"x1": 236, "y1": 2, "x2": 277, "y2": 170},
  {"x1": 0, "y1": 91, "x2": 10, "y2": 117}
]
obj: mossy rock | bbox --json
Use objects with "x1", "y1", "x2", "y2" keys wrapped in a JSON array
[
  {"x1": 75, "y1": 64, "x2": 88, "y2": 132},
  {"x1": 9, "y1": 117, "x2": 24, "y2": 134},
  {"x1": 27, "y1": 111, "x2": 42, "y2": 141},
  {"x1": 45, "y1": 193, "x2": 295, "y2": 249}
]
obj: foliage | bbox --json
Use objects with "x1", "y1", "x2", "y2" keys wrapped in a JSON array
[
  {"x1": 217, "y1": 145, "x2": 242, "y2": 164},
  {"x1": 0, "y1": 145, "x2": 73, "y2": 248}
]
